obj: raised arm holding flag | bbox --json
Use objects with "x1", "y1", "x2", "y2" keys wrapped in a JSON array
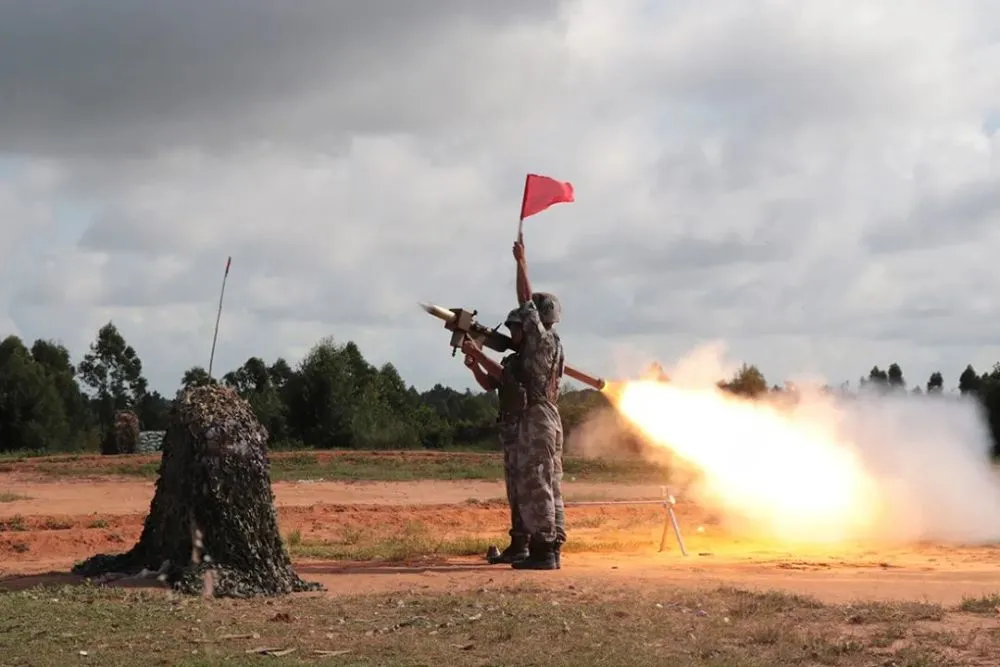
[{"x1": 509, "y1": 172, "x2": 572, "y2": 570}]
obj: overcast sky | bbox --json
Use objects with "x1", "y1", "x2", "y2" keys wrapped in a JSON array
[{"x1": 3, "y1": 0, "x2": 1000, "y2": 395}]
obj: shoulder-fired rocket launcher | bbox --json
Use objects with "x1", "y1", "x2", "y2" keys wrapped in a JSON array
[{"x1": 419, "y1": 302, "x2": 607, "y2": 391}]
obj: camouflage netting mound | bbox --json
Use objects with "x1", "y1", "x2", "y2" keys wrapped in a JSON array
[
  {"x1": 73, "y1": 384, "x2": 322, "y2": 598},
  {"x1": 137, "y1": 430, "x2": 166, "y2": 453},
  {"x1": 101, "y1": 410, "x2": 140, "y2": 455}
]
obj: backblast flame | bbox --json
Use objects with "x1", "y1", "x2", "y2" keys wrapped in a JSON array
[{"x1": 611, "y1": 380, "x2": 884, "y2": 544}]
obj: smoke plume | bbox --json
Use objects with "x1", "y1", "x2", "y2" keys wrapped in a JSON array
[{"x1": 573, "y1": 343, "x2": 1000, "y2": 544}]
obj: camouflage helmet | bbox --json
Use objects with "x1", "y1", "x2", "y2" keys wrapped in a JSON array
[
  {"x1": 504, "y1": 308, "x2": 522, "y2": 327},
  {"x1": 531, "y1": 292, "x2": 561, "y2": 326}
]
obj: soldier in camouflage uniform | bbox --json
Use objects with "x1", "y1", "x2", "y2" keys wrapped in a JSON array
[
  {"x1": 510, "y1": 239, "x2": 566, "y2": 570},
  {"x1": 461, "y1": 309, "x2": 529, "y2": 564}
]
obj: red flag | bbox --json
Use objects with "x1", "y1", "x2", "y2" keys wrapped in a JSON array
[
  {"x1": 519, "y1": 173, "x2": 574, "y2": 220},
  {"x1": 225, "y1": 256, "x2": 231, "y2": 276}
]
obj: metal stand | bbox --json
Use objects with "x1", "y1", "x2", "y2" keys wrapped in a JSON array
[{"x1": 563, "y1": 485, "x2": 688, "y2": 556}]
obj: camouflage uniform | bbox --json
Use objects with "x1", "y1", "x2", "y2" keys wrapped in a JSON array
[
  {"x1": 497, "y1": 350, "x2": 527, "y2": 543},
  {"x1": 512, "y1": 293, "x2": 566, "y2": 570}
]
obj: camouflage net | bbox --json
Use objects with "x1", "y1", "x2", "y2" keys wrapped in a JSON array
[
  {"x1": 73, "y1": 385, "x2": 322, "y2": 598},
  {"x1": 101, "y1": 410, "x2": 140, "y2": 455}
]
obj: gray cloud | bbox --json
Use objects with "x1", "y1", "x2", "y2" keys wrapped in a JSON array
[
  {"x1": 866, "y1": 177, "x2": 1000, "y2": 254},
  {"x1": 0, "y1": 0, "x2": 561, "y2": 157},
  {"x1": 4, "y1": 1, "x2": 1000, "y2": 395}
]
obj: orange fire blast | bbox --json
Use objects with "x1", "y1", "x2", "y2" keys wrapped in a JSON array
[{"x1": 605, "y1": 379, "x2": 885, "y2": 544}]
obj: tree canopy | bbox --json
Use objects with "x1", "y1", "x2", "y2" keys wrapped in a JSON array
[{"x1": 3, "y1": 323, "x2": 1000, "y2": 458}]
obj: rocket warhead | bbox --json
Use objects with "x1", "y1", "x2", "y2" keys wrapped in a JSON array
[{"x1": 419, "y1": 302, "x2": 456, "y2": 322}]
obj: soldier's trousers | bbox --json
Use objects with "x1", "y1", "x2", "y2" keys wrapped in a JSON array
[
  {"x1": 499, "y1": 422, "x2": 525, "y2": 539},
  {"x1": 514, "y1": 403, "x2": 566, "y2": 544}
]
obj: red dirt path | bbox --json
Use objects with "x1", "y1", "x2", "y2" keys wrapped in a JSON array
[{"x1": 3, "y1": 465, "x2": 1000, "y2": 605}]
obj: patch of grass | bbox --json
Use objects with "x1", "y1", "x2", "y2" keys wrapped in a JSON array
[
  {"x1": 274, "y1": 453, "x2": 669, "y2": 484},
  {"x1": 958, "y1": 592, "x2": 1000, "y2": 614},
  {"x1": 0, "y1": 450, "x2": 51, "y2": 462},
  {"x1": 87, "y1": 519, "x2": 109, "y2": 529},
  {"x1": 270, "y1": 452, "x2": 507, "y2": 482},
  {"x1": 868, "y1": 622, "x2": 909, "y2": 648},
  {"x1": 32, "y1": 460, "x2": 161, "y2": 479},
  {"x1": 842, "y1": 599, "x2": 944, "y2": 624},
  {"x1": 718, "y1": 586, "x2": 824, "y2": 618},
  {"x1": 563, "y1": 456, "x2": 669, "y2": 482},
  {"x1": 290, "y1": 521, "x2": 495, "y2": 561},
  {"x1": 885, "y1": 645, "x2": 952, "y2": 667},
  {"x1": 0, "y1": 584, "x2": 993, "y2": 667},
  {"x1": 287, "y1": 520, "x2": 656, "y2": 563},
  {"x1": 12, "y1": 450, "x2": 672, "y2": 484},
  {"x1": 41, "y1": 517, "x2": 74, "y2": 531},
  {"x1": 0, "y1": 491, "x2": 29, "y2": 503},
  {"x1": 0, "y1": 515, "x2": 27, "y2": 532}
]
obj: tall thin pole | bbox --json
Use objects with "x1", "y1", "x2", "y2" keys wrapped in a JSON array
[
  {"x1": 517, "y1": 173, "x2": 529, "y2": 241},
  {"x1": 208, "y1": 256, "x2": 231, "y2": 380}
]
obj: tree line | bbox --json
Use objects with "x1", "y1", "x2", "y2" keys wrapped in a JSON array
[{"x1": 4, "y1": 321, "x2": 1000, "y2": 456}]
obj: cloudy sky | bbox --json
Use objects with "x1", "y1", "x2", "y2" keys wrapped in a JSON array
[{"x1": 4, "y1": 0, "x2": 1000, "y2": 395}]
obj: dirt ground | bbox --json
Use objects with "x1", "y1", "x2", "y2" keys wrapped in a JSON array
[{"x1": 3, "y1": 462, "x2": 1000, "y2": 607}]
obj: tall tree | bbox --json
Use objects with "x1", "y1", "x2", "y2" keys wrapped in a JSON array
[
  {"x1": 137, "y1": 391, "x2": 171, "y2": 431},
  {"x1": 718, "y1": 363, "x2": 768, "y2": 398},
  {"x1": 0, "y1": 336, "x2": 71, "y2": 452},
  {"x1": 223, "y1": 357, "x2": 288, "y2": 444},
  {"x1": 77, "y1": 322, "x2": 149, "y2": 431},
  {"x1": 284, "y1": 338, "x2": 358, "y2": 448},
  {"x1": 887, "y1": 363, "x2": 905, "y2": 389},
  {"x1": 868, "y1": 366, "x2": 888, "y2": 385},
  {"x1": 30, "y1": 339, "x2": 94, "y2": 447},
  {"x1": 181, "y1": 366, "x2": 214, "y2": 390},
  {"x1": 926, "y1": 371, "x2": 944, "y2": 394},
  {"x1": 959, "y1": 365, "x2": 981, "y2": 395},
  {"x1": 268, "y1": 358, "x2": 293, "y2": 390}
]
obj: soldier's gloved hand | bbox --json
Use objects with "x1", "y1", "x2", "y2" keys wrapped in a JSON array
[
  {"x1": 461, "y1": 337, "x2": 481, "y2": 356},
  {"x1": 464, "y1": 354, "x2": 476, "y2": 368}
]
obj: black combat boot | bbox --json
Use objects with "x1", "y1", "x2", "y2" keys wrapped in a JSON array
[
  {"x1": 487, "y1": 534, "x2": 529, "y2": 564},
  {"x1": 511, "y1": 537, "x2": 557, "y2": 570}
]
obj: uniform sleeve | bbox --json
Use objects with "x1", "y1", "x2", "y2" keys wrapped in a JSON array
[{"x1": 517, "y1": 299, "x2": 544, "y2": 336}]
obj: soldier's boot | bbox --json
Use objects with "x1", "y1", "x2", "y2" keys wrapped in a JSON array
[
  {"x1": 554, "y1": 528, "x2": 566, "y2": 570},
  {"x1": 511, "y1": 538, "x2": 557, "y2": 570},
  {"x1": 488, "y1": 534, "x2": 529, "y2": 564}
]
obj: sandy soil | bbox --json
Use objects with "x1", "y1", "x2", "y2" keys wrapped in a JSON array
[{"x1": 3, "y1": 465, "x2": 1000, "y2": 605}]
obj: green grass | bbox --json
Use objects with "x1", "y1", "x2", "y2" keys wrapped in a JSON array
[
  {"x1": 30, "y1": 461, "x2": 161, "y2": 478},
  {"x1": 286, "y1": 520, "x2": 501, "y2": 562},
  {"x1": 40, "y1": 517, "x2": 74, "y2": 531},
  {"x1": 958, "y1": 593, "x2": 1000, "y2": 614},
  {"x1": 0, "y1": 515, "x2": 28, "y2": 532},
  {"x1": 11, "y1": 450, "x2": 671, "y2": 484},
  {"x1": 0, "y1": 583, "x2": 989, "y2": 666},
  {"x1": 284, "y1": 520, "x2": 658, "y2": 563},
  {"x1": 270, "y1": 452, "x2": 508, "y2": 482}
]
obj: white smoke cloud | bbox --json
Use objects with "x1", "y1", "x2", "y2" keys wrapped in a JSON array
[
  {"x1": 829, "y1": 388, "x2": 1000, "y2": 543},
  {"x1": 578, "y1": 344, "x2": 1000, "y2": 545}
]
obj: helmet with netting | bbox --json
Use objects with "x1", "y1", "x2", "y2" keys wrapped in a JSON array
[{"x1": 531, "y1": 292, "x2": 561, "y2": 326}]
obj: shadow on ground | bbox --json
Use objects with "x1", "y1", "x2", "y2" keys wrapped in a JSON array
[{"x1": 0, "y1": 558, "x2": 504, "y2": 594}]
